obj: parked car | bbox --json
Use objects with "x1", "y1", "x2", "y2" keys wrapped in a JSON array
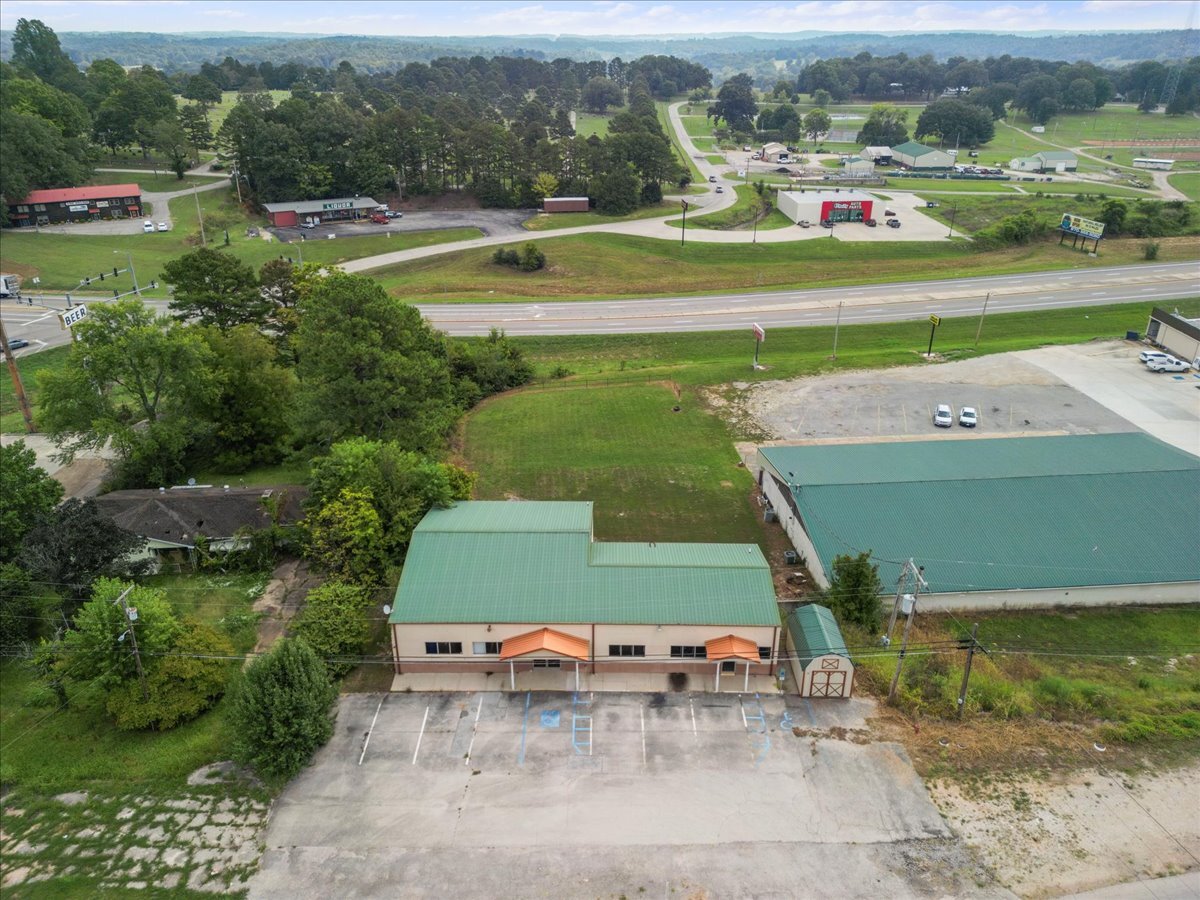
[
  {"x1": 865, "y1": 218, "x2": 877, "y2": 227},
  {"x1": 156, "y1": 222, "x2": 169, "y2": 232},
  {"x1": 959, "y1": 407, "x2": 978, "y2": 428},
  {"x1": 1146, "y1": 356, "x2": 1190, "y2": 373},
  {"x1": 142, "y1": 220, "x2": 154, "y2": 233},
  {"x1": 883, "y1": 208, "x2": 896, "y2": 216},
  {"x1": 797, "y1": 220, "x2": 811, "y2": 228},
  {"x1": 886, "y1": 219, "x2": 902, "y2": 228},
  {"x1": 714, "y1": 186, "x2": 724, "y2": 193},
  {"x1": 385, "y1": 210, "x2": 403, "y2": 219},
  {"x1": 820, "y1": 219, "x2": 834, "y2": 228},
  {"x1": 742, "y1": 146, "x2": 752, "y2": 152},
  {"x1": 933, "y1": 404, "x2": 953, "y2": 427},
  {"x1": 300, "y1": 221, "x2": 317, "y2": 229},
  {"x1": 708, "y1": 175, "x2": 718, "y2": 183},
  {"x1": 369, "y1": 213, "x2": 389, "y2": 224},
  {"x1": 1139, "y1": 349, "x2": 1170, "y2": 364}
]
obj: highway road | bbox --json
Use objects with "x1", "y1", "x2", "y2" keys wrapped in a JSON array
[{"x1": 3, "y1": 263, "x2": 1196, "y2": 352}]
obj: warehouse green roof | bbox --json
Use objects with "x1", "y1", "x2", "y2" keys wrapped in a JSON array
[
  {"x1": 1036, "y1": 150, "x2": 1078, "y2": 161},
  {"x1": 760, "y1": 434, "x2": 1200, "y2": 594},
  {"x1": 390, "y1": 501, "x2": 778, "y2": 626},
  {"x1": 890, "y1": 140, "x2": 939, "y2": 157},
  {"x1": 787, "y1": 604, "x2": 849, "y2": 667}
]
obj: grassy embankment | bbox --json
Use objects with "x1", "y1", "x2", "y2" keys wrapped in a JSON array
[
  {"x1": 0, "y1": 186, "x2": 481, "y2": 297},
  {"x1": 918, "y1": 193, "x2": 1200, "y2": 235},
  {"x1": 88, "y1": 171, "x2": 227, "y2": 192},
  {"x1": 658, "y1": 101, "x2": 703, "y2": 184},
  {"x1": 1169, "y1": 171, "x2": 1200, "y2": 201},
  {"x1": 522, "y1": 201, "x2": 681, "y2": 231},
  {"x1": 371, "y1": 230, "x2": 1200, "y2": 300},
  {"x1": 667, "y1": 183, "x2": 792, "y2": 230}
]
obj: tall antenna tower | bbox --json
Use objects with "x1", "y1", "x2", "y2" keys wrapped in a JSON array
[{"x1": 1159, "y1": 1, "x2": 1199, "y2": 108}]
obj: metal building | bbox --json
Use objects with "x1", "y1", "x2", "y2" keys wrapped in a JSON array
[
  {"x1": 1146, "y1": 307, "x2": 1200, "y2": 368},
  {"x1": 787, "y1": 604, "x2": 854, "y2": 699}
]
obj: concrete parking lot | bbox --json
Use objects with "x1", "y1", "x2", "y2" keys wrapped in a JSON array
[
  {"x1": 250, "y1": 691, "x2": 1004, "y2": 899},
  {"x1": 745, "y1": 341, "x2": 1199, "y2": 453}
]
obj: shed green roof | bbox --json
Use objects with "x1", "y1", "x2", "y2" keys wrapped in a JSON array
[
  {"x1": 760, "y1": 434, "x2": 1200, "y2": 594},
  {"x1": 390, "y1": 501, "x2": 778, "y2": 626},
  {"x1": 787, "y1": 604, "x2": 849, "y2": 666},
  {"x1": 891, "y1": 141, "x2": 939, "y2": 157}
]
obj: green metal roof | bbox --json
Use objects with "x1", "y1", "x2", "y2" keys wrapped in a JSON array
[
  {"x1": 761, "y1": 434, "x2": 1200, "y2": 594},
  {"x1": 1036, "y1": 150, "x2": 1077, "y2": 161},
  {"x1": 787, "y1": 604, "x2": 849, "y2": 666},
  {"x1": 891, "y1": 140, "x2": 939, "y2": 157},
  {"x1": 390, "y1": 501, "x2": 778, "y2": 626}
]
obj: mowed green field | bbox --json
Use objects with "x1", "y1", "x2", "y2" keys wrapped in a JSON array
[
  {"x1": 0, "y1": 187, "x2": 481, "y2": 295},
  {"x1": 184, "y1": 89, "x2": 291, "y2": 134},
  {"x1": 462, "y1": 382, "x2": 760, "y2": 544},
  {"x1": 88, "y1": 171, "x2": 226, "y2": 192},
  {"x1": 574, "y1": 110, "x2": 616, "y2": 139},
  {"x1": 371, "y1": 230, "x2": 1200, "y2": 300},
  {"x1": 1170, "y1": 171, "x2": 1200, "y2": 200}
]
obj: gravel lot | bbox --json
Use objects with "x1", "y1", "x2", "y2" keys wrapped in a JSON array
[
  {"x1": 271, "y1": 209, "x2": 532, "y2": 243},
  {"x1": 250, "y1": 691, "x2": 1005, "y2": 899},
  {"x1": 744, "y1": 341, "x2": 1198, "y2": 452}
]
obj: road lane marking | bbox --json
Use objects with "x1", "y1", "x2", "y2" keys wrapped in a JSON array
[
  {"x1": 412, "y1": 706, "x2": 429, "y2": 766},
  {"x1": 358, "y1": 694, "x2": 387, "y2": 766}
]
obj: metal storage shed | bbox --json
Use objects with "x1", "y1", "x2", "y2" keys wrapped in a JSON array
[{"x1": 787, "y1": 604, "x2": 854, "y2": 699}]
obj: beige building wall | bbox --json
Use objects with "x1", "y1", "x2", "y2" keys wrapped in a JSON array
[
  {"x1": 1158, "y1": 322, "x2": 1200, "y2": 367},
  {"x1": 758, "y1": 467, "x2": 829, "y2": 586}
]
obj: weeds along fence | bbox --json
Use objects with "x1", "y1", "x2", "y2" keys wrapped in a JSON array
[{"x1": 521, "y1": 374, "x2": 682, "y2": 395}]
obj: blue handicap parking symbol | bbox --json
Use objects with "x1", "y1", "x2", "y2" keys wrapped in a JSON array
[{"x1": 540, "y1": 710, "x2": 561, "y2": 728}]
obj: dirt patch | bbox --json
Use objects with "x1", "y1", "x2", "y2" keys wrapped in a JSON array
[
  {"x1": 51, "y1": 458, "x2": 111, "y2": 498},
  {"x1": 927, "y1": 763, "x2": 1200, "y2": 897},
  {"x1": 253, "y1": 558, "x2": 320, "y2": 655},
  {"x1": 395, "y1": 193, "x2": 483, "y2": 211}
]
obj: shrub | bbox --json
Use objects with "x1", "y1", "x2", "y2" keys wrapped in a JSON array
[
  {"x1": 230, "y1": 638, "x2": 338, "y2": 780},
  {"x1": 1143, "y1": 240, "x2": 1160, "y2": 260},
  {"x1": 305, "y1": 488, "x2": 388, "y2": 586},
  {"x1": 292, "y1": 580, "x2": 374, "y2": 678},
  {"x1": 824, "y1": 551, "x2": 884, "y2": 633},
  {"x1": 491, "y1": 247, "x2": 519, "y2": 267},
  {"x1": 519, "y1": 242, "x2": 546, "y2": 272},
  {"x1": 105, "y1": 620, "x2": 234, "y2": 731}
]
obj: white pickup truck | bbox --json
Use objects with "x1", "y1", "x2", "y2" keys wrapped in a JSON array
[{"x1": 1146, "y1": 356, "x2": 1191, "y2": 373}]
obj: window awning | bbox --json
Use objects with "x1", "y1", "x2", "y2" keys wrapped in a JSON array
[
  {"x1": 705, "y1": 634, "x2": 760, "y2": 661},
  {"x1": 500, "y1": 627, "x2": 590, "y2": 661}
]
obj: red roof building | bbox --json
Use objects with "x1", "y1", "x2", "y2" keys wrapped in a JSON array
[{"x1": 7, "y1": 183, "x2": 143, "y2": 227}]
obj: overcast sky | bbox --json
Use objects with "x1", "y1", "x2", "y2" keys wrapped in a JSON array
[{"x1": 1, "y1": 0, "x2": 1195, "y2": 35}]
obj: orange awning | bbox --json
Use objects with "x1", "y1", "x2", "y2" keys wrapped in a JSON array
[
  {"x1": 705, "y1": 634, "x2": 760, "y2": 662},
  {"x1": 500, "y1": 627, "x2": 590, "y2": 661}
]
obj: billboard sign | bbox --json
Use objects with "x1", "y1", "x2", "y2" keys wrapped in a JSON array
[
  {"x1": 1060, "y1": 213, "x2": 1105, "y2": 240},
  {"x1": 322, "y1": 200, "x2": 354, "y2": 210},
  {"x1": 59, "y1": 305, "x2": 88, "y2": 329}
]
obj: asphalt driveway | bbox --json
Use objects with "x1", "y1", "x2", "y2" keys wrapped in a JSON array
[{"x1": 249, "y1": 691, "x2": 1007, "y2": 899}]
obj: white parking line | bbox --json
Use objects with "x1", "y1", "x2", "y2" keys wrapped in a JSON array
[
  {"x1": 640, "y1": 705, "x2": 647, "y2": 765},
  {"x1": 690, "y1": 697, "x2": 697, "y2": 737},
  {"x1": 464, "y1": 697, "x2": 483, "y2": 766},
  {"x1": 412, "y1": 706, "x2": 429, "y2": 766},
  {"x1": 357, "y1": 694, "x2": 387, "y2": 766}
]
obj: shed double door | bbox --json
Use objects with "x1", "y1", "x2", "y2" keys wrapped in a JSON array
[{"x1": 808, "y1": 670, "x2": 849, "y2": 698}]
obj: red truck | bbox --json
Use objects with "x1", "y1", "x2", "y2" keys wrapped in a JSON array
[{"x1": 369, "y1": 213, "x2": 389, "y2": 224}]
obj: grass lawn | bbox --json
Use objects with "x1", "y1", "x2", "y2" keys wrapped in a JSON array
[
  {"x1": 522, "y1": 202, "x2": 680, "y2": 231},
  {"x1": 668, "y1": 184, "x2": 786, "y2": 230},
  {"x1": 705, "y1": 154, "x2": 727, "y2": 164},
  {"x1": 882, "y1": 176, "x2": 1025, "y2": 194},
  {"x1": 461, "y1": 382, "x2": 761, "y2": 544},
  {"x1": 1169, "y1": 171, "x2": 1200, "y2": 201},
  {"x1": 189, "y1": 459, "x2": 312, "y2": 488},
  {"x1": 371, "y1": 230, "x2": 1200, "y2": 301},
  {"x1": 918, "y1": 193, "x2": 1200, "y2": 236},
  {"x1": 89, "y1": 171, "x2": 227, "y2": 192},
  {"x1": 658, "y1": 101, "x2": 703, "y2": 183},
  {"x1": 575, "y1": 110, "x2": 616, "y2": 139},
  {"x1": 0, "y1": 184, "x2": 482, "y2": 296},
  {"x1": 183, "y1": 89, "x2": 291, "y2": 135}
]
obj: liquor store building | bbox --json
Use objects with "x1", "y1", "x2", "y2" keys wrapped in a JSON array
[{"x1": 263, "y1": 196, "x2": 379, "y2": 227}]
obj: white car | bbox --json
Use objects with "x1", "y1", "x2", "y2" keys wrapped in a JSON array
[
  {"x1": 300, "y1": 221, "x2": 317, "y2": 229},
  {"x1": 142, "y1": 220, "x2": 154, "y2": 233},
  {"x1": 933, "y1": 404, "x2": 953, "y2": 427},
  {"x1": 1146, "y1": 356, "x2": 1190, "y2": 373},
  {"x1": 1139, "y1": 350, "x2": 1170, "y2": 364},
  {"x1": 156, "y1": 222, "x2": 169, "y2": 232},
  {"x1": 959, "y1": 407, "x2": 978, "y2": 428}
]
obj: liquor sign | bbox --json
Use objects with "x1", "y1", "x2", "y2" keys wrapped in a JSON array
[
  {"x1": 59, "y1": 305, "x2": 88, "y2": 329},
  {"x1": 322, "y1": 200, "x2": 354, "y2": 211},
  {"x1": 1060, "y1": 213, "x2": 1105, "y2": 240}
]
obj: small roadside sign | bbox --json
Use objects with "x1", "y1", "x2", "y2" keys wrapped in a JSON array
[
  {"x1": 59, "y1": 305, "x2": 88, "y2": 329},
  {"x1": 680, "y1": 199, "x2": 689, "y2": 210},
  {"x1": 737, "y1": 169, "x2": 746, "y2": 177},
  {"x1": 928, "y1": 315, "x2": 941, "y2": 327},
  {"x1": 752, "y1": 323, "x2": 766, "y2": 341}
]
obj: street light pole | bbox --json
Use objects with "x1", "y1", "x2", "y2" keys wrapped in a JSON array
[
  {"x1": 114, "y1": 250, "x2": 139, "y2": 294},
  {"x1": 831, "y1": 300, "x2": 844, "y2": 359},
  {"x1": 947, "y1": 202, "x2": 958, "y2": 239},
  {"x1": 193, "y1": 184, "x2": 207, "y2": 246},
  {"x1": 974, "y1": 292, "x2": 991, "y2": 348}
]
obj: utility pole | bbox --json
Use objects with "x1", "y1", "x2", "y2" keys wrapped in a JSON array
[
  {"x1": 974, "y1": 292, "x2": 991, "y2": 348},
  {"x1": 680, "y1": 199, "x2": 688, "y2": 247},
  {"x1": 956, "y1": 623, "x2": 981, "y2": 718},
  {"x1": 232, "y1": 169, "x2": 243, "y2": 205},
  {"x1": 947, "y1": 202, "x2": 958, "y2": 238},
  {"x1": 193, "y1": 184, "x2": 207, "y2": 246},
  {"x1": 887, "y1": 578, "x2": 919, "y2": 703},
  {"x1": 114, "y1": 585, "x2": 149, "y2": 702},
  {"x1": 0, "y1": 316, "x2": 36, "y2": 433},
  {"x1": 831, "y1": 300, "x2": 844, "y2": 359},
  {"x1": 115, "y1": 250, "x2": 139, "y2": 294}
]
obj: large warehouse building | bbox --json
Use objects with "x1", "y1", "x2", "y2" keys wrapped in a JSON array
[
  {"x1": 890, "y1": 141, "x2": 954, "y2": 169},
  {"x1": 778, "y1": 189, "x2": 877, "y2": 224},
  {"x1": 757, "y1": 433, "x2": 1200, "y2": 610},
  {"x1": 388, "y1": 501, "x2": 781, "y2": 689},
  {"x1": 6, "y1": 184, "x2": 142, "y2": 227}
]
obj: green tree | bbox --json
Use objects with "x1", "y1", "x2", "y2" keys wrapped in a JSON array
[
  {"x1": 812, "y1": 89, "x2": 832, "y2": 108},
  {"x1": 448, "y1": 327, "x2": 534, "y2": 405},
  {"x1": 151, "y1": 119, "x2": 192, "y2": 179},
  {"x1": 292, "y1": 580, "x2": 374, "y2": 677},
  {"x1": 855, "y1": 103, "x2": 910, "y2": 145},
  {"x1": 178, "y1": 103, "x2": 213, "y2": 151},
  {"x1": 0, "y1": 440, "x2": 64, "y2": 563},
  {"x1": 306, "y1": 488, "x2": 388, "y2": 585},
  {"x1": 915, "y1": 98, "x2": 995, "y2": 147},
  {"x1": 231, "y1": 638, "x2": 338, "y2": 780},
  {"x1": 593, "y1": 162, "x2": 641, "y2": 215},
  {"x1": 0, "y1": 107, "x2": 94, "y2": 224},
  {"x1": 163, "y1": 248, "x2": 268, "y2": 330},
  {"x1": 707, "y1": 73, "x2": 757, "y2": 130},
  {"x1": 20, "y1": 500, "x2": 149, "y2": 601},
  {"x1": 802, "y1": 108, "x2": 832, "y2": 145},
  {"x1": 531, "y1": 171, "x2": 560, "y2": 200},
  {"x1": 293, "y1": 273, "x2": 457, "y2": 450},
  {"x1": 825, "y1": 552, "x2": 884, "y2": 633},
  {"x1": 580, "y1": 77, "x2": 623, "y2": 113},
  {"x1": 0, "y1": 563, "x2": 61, "y2": 651},
  {"x1": 307, "y1": 438, "x2": 473, "y2": 556},
  {"x1": 1099, "y1": 198, "x2": 1128, "y2": 236},
  {"x1": 11, "y1": 18, "x2": 84, "y2": 93},
  {"x1": 104, "y1": 619, "x2": 234, "y2": 731},
  {"x1": 59, "y1": 578, "x2": 180, "y2": 690},
  {"x1": 968, "y1": 83, "x2": 1016, "y2": 120},
  {"x1": 1063, "y1": 77, "x2": 1097, "y2": 112},
  {"x1": 183, "y1": 74, "x2": 223, "y2": 109},
  {"x1": 1014, "y1": 74, "x2": 1061, "y2": 125},
  {"x1": 38, "y1": 299, "x2": 215, "y2": 486}
]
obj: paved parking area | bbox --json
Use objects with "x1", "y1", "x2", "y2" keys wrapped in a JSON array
[
  {"x1": 271, "y1": 209, "x2": 531, "y2": 243},
  {"x1": 250, "y1": 691, "x2": 1004, "y2": 899}
]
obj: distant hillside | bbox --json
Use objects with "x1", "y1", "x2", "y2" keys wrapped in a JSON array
[{"x1": 0, "y1": 29, "x2": 1193, "y2": 76}]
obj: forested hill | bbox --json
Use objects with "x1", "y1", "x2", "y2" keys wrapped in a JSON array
[{"x1": 0, "y1": 29, "x2": 1193, "y2": 77}]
